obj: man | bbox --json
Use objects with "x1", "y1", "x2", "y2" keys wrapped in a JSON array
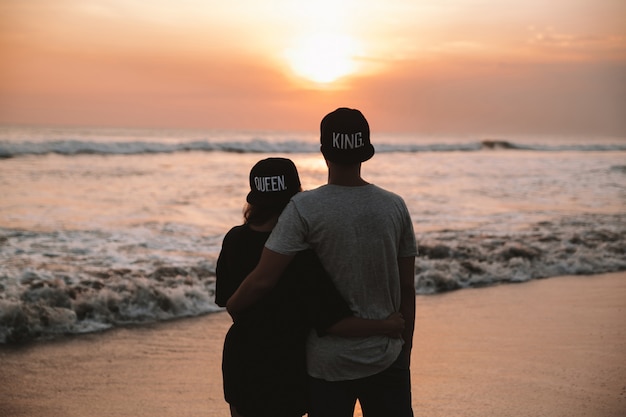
[{"x1": 227, "y1": 107, "x2": 417, "y2": 417}]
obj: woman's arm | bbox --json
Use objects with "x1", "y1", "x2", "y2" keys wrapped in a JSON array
[{"x1": 325, "y1": 312, "x2": 405, "y2": 338}]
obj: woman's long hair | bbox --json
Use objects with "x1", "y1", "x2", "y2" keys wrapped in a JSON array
[{"x1": 243, "y1": 188, "x2": 301, "y2": 226}]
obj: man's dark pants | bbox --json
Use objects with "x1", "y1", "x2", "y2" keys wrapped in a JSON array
[{"x1": 308, "y1": 354, "x2": 413, "y2": 417}]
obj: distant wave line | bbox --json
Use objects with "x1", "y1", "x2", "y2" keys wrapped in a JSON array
[{"x1": 2, "y1": 139, "x2": 626, "y2": 158}]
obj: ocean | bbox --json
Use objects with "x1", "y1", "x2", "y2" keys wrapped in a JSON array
[{"x1": 1, "y1": 125, "x2": 625, "y2": 343}]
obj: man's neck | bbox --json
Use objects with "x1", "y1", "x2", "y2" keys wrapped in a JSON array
[{"x1": 327, "y1": 161, "x2": 370, "y2": 186}]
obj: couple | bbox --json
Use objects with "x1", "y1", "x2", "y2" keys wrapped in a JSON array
[{"x1": 215, "y1": 108, "x2": 418, "y2": 417}]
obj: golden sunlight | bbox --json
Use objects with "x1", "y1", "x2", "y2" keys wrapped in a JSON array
[{"x1": 285, "y1": 33, "x2": 362, "y2": 84}]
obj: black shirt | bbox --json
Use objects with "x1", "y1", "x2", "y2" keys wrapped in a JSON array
[{"x1": 215, "y1": 224, "x2": 352, "y2": 417}]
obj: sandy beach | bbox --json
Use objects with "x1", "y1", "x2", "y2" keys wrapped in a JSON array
[{"x1": 1, "y1": 272, "x2": 624, "y2": 417}]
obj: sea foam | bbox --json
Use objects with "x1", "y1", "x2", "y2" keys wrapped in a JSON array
[{"x1": 1, "y1": 213, "x2": 624, "y2": 343}]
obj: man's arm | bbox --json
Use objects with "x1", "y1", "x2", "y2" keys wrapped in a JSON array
[
  {"x1": 398, "y1": 256, "x2": 416, "y2": 364},
  {"x1": 326, "y1": 312, "x2": 405, "y2": 338},
  {"x1": 226, "y1": 247, "x2": 294, "y2": 316}
]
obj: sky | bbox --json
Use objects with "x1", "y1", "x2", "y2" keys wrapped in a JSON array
[{"x1": 1, "y1": 0, "x2": 625, "y2": 136}]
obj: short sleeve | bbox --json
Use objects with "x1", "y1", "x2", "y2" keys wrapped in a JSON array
[
  {"x1": 265, "y1": 200, "x2": 310, "y2": 255},
  {"x1": 397, "y1": 200, "x2": 418, "y2": 258},
  {"x1": 215, "y1": 231, "x2": 235, "y2": 307},
  {"x1": 214, "y1": 225, "x2": 270, "y2": 307}
]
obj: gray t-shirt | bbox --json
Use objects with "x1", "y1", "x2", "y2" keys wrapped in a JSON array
[{"x1": 265, "y1": 184, "x2": 418, "y2": 381}]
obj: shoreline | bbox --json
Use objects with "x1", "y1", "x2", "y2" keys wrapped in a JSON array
[{"x1": 1, "y1": 272, "x2": 625, "y2": 417}]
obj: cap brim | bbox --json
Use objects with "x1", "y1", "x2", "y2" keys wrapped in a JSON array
[{"x1": 246, "y1": 190, "x2": 294, "y2": 206}]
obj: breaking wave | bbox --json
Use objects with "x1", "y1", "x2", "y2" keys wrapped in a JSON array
[
  {"x1": 2, "y1": 138, "x2": 626, "y2": 159},
  {"x1": 1, "y1": 213, "x2": 625, "y2": 343}
]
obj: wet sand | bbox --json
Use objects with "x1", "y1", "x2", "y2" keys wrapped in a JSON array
[{"x1": 1, "y1": 272, "x2": 625, "y2": 417}]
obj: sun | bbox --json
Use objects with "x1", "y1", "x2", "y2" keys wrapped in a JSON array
[{"x1": 285, "y1": 33, "x2": 361, "y2": 84}]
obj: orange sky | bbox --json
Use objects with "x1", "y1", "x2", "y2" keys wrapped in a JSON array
[{"x1": 1, "y1": 0, "x2": 625, "y2": 135}]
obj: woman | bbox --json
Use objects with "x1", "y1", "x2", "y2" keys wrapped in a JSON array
[{"x1": 216, "y1": 158, "x2": 404, "y2": 417}]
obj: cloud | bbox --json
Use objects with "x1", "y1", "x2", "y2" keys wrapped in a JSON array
[
  {"x1": 348, "y1": 57, "x2": 626, "y2": 136},
  {"x1": 526, "y1": 27, "x2": 626, "y2": 59}
]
